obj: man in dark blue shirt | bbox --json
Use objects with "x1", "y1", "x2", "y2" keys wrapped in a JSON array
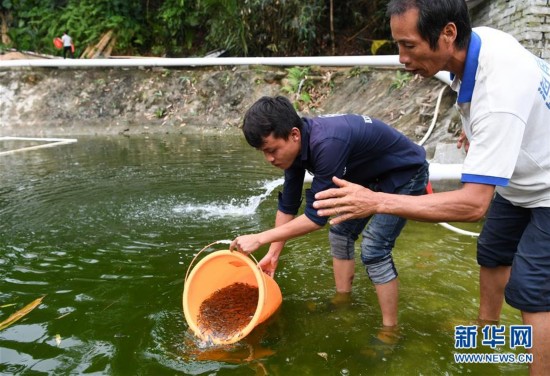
[{"x1": 230, "y1": 95, "x2": 428, "y2": 340}]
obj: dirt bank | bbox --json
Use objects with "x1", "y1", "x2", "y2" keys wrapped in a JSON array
[{"x1": 0, "y1": 60, "x2": 460, "y2": 159}]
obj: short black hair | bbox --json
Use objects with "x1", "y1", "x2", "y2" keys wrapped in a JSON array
[
  {"x1": 387, "y1": 0, "x2": 471, "y2": 50},
  {"x1": 242, "y1": 96, "x2": 302, "y2": 148}
]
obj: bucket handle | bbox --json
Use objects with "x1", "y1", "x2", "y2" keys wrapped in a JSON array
[{"x1": 184, "y1": 240, "x2": 262, "y2": 285}]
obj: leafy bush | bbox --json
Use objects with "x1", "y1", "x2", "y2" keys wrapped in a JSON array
[{"x1": 1, "y1": 0, "x2": 392, "y2": 57}]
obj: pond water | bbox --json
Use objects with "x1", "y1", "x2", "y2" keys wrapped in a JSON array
[{"x1": 0, "y1": 132, "x2": 527, "y2": 375}]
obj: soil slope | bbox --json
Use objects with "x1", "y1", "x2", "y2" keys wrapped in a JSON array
[{"x1": 0, "y1": 58, "x2": 461, "y2": 159}]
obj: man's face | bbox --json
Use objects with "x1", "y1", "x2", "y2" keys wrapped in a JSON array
[
  {"x1": 390, "y1": 8, "x2": 452, "y2": 77},
  {"x1": 259, "y1": 128, "x2": 301, "y2": 170}
]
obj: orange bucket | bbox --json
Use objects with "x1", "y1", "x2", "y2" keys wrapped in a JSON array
[
  {"x1": 53, "y1": 37, "x2": 62, "y2": 49},
  {"x1": 183, "y1": 243, "x2": 282, "y2": 345}
]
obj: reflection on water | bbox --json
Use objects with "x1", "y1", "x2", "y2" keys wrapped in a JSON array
[{"x1": 0, "y1": 132, "x2": 526, "y2": 375}]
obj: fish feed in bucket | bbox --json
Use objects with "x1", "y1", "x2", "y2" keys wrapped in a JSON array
[{"x1": 183, "y1": 249, "x2": 282, "y2": 345}]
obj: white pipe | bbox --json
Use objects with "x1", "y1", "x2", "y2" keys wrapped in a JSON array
[
  {"x1": 0, "y1": 54, "x2": 451, "y2": 86},
  {"x1": 428, "y1": 163, "x2": 463, "y2": 181},
  {"x1": 0, "y1": 136, "x2": 77, "y2": 156},
  {"x1": 0, "y1": 55, "x2": 402, "y2": 68},
  {"x1": 303, "y1": 163, "x2": 462, "y2": 184},
  {"x1": 0, "y1": 136, "x2": 78, "y2": 142},
  {"x1": 434, "y1": 70, "x2": 452, "y2": 85}
]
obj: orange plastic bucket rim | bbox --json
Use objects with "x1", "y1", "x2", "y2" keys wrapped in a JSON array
[{"x1": 183, "y1": 242, "x2": 282, "y2": 345}]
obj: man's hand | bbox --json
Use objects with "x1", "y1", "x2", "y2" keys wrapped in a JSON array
[
  {"x1": 457, "y1": 131, "x2": 470, "y2": 153},
  {"x1": 230, "y1": 234, "x2": 262, "y2": 255},
  {"x1": 313, "y1": 176, "x2": 378, "y2": 225},
  {"x1": 258, "y1": 251, "x2": 280, "y2": 277}
]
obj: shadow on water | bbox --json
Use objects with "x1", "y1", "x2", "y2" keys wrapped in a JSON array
[{"x1": 0, "y1": 132, "x2": 527, "y2": 375}]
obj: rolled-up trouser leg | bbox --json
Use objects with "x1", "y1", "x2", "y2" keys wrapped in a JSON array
[
  {"x1": 329, "y1": 217, "x2": 370, "y2": 260},
  {"x1": 330, "y1": 219, "x2": 369, "y2": 292},
  {"x1": 360, "y1": 213, "x2": 407, "y2": 284}
]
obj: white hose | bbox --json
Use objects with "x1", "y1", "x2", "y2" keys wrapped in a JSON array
[
  {"x1": 437, "y1": 222, "x2": 480, "y2": 237},
  {"x1": 418, "y1": 86, "x2": 447, "y2": 146},
  {"x1": 418, "y1": 85, "x2": 480, "y2": 237}
]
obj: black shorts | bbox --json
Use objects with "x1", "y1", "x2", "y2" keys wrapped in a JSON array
[{"x1": 477, "y1": 193, "x2": 550, "y2": 312}]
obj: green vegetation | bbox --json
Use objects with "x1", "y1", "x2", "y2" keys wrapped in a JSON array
[
  {"x1": 0, "y1": 0, "x2": 393, "y2": 57},
  {"x1": 389, "y1": 70, "x2": 413, "y2": 92},
  {"x1": 281, "y1": 66, "x2": 335, "y2": 111},
  {"x1": 282, "y1": 66, "x2": 313, "y2": 104}
]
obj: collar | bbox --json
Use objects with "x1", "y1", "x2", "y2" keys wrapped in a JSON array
[
  {"x1": 299, "y1": 118, "x2": 310, "y2": 163},
  {"x1": 450, "y1": 31, "x2": 481, "y2": 104}
]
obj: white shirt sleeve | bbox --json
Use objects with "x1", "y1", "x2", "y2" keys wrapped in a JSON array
[{"x1": 462, "y1": 111, "x2": 525, "y2": 185}]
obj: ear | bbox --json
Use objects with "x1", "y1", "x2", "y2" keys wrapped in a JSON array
[
  {"x1": 442, "y1": 22, "x2": 457, "y2": 44},
  {"x1": 290, "y1": 127, "x2": 301, "y2": 142}
]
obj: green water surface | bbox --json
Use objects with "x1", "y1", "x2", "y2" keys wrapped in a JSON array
[{"x1": 0, "y1": 132, "x2": 527, "y2": 375}]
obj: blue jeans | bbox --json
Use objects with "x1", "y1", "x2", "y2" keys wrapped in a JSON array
[{"x1": 329, "y1": 161, "x2": 429, "y2": 284}]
